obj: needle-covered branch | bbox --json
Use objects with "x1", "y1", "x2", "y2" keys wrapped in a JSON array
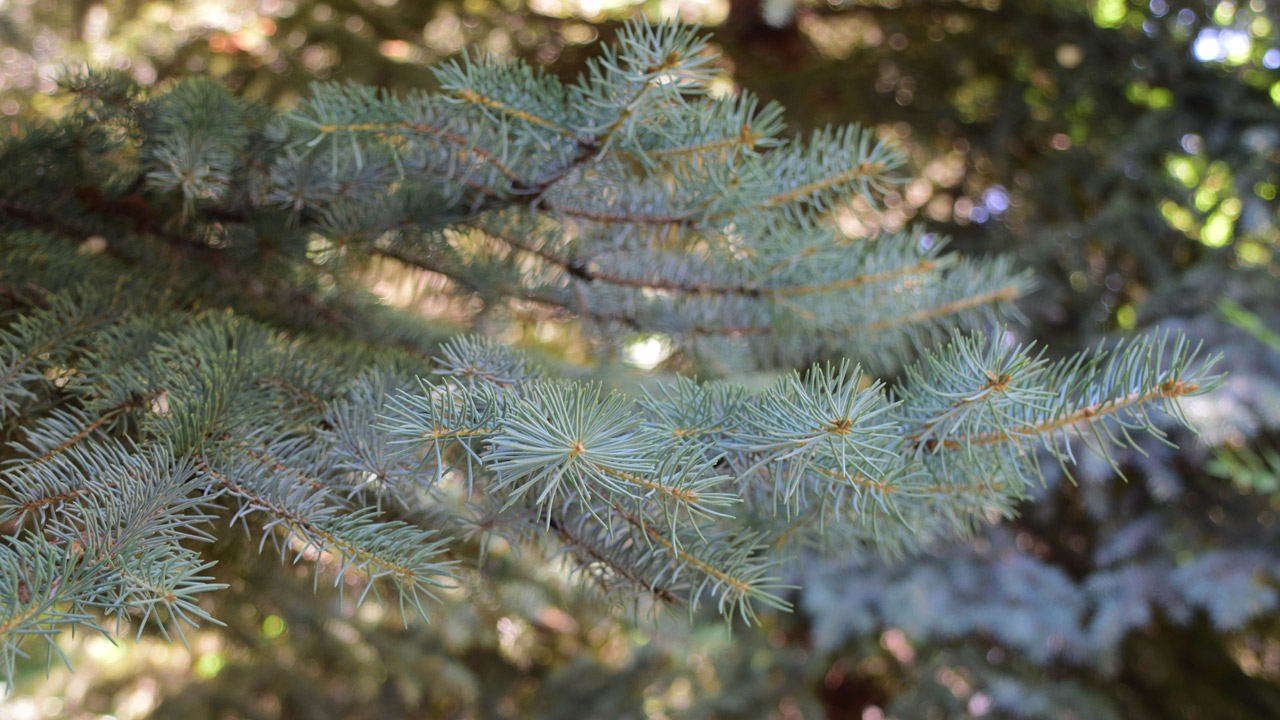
[{"x1": 0, "y1": 18, "x2": 1222, "y2": 688}]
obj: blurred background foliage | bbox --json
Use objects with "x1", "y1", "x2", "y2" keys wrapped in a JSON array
[{"x1": 3, "y1": 0, "x2": 1280, "y2": 718}]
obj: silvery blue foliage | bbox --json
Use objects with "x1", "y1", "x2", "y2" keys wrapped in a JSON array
[
  {"x1": 805, "y1": 526, "x2": 1279, "y2": 714},
  {"x1": 803, "y1": 289, "x2": 1280, "y2": 718},
  {"x1": 0, "y1": 19, "x2": 1230, "y2": 697}
]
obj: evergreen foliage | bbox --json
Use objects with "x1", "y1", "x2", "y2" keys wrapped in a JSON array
[
  {"x1": 0, "y1": 20, "x2": 1222, "y2": 686},
  {"x1": 791, "y1": 274, "x2": 1280, "y2": 718}
]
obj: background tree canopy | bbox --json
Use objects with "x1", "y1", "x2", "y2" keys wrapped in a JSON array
[{"x1": 1, "y1": 1, "x2": 1278, "y2": 719}]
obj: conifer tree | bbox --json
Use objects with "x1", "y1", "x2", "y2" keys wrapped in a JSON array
[{"x1": 0, "y1": 20, "x2": 1220, "y2": 683}]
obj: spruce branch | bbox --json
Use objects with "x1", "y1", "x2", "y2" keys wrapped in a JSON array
[
  {"x1": 546, "y1": 512, "x2": 683, "y2": 609},
  {"x1": 435, "y1": 52, "x2": 577, "y2": 138},
  {"x1": 0, "y1": 17, "x2": 1227, "y2": 683},
  {"x1": 197, "y1": 458, "x2": 455, "y2": 620},
  {"x1": 900, "y1": 330, "x2": 1223, "y2": 482}
]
